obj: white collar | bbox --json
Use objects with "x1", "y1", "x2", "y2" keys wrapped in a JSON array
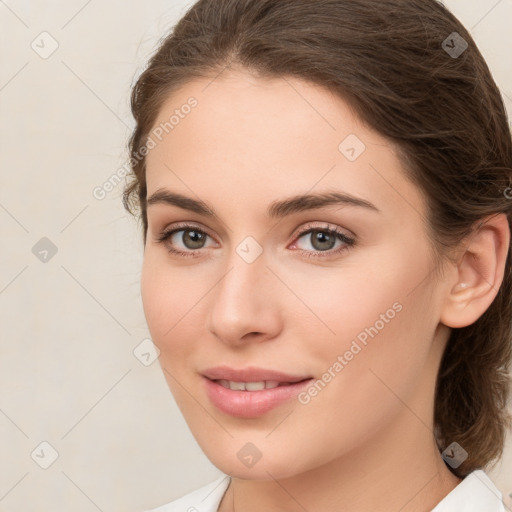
[
  {"x1": 147, "y1": 469, "x2": 505, "y2": 511},
  {"x1": 431, "y1": 470, "x2": 505, "y2": 511}
]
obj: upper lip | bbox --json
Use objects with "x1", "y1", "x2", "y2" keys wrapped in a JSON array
[{"x1": 202, "y1": 366, "x2": 312, "y2": 383}]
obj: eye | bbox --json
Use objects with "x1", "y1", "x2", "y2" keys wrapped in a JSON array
[
  {"x1": 290, "y1": 223, "x2": 355, "y2": 258},
  {"x1": 154, "y1": 221, "x2": 356, "y2": 259},
  {"x1": 155, "y1": 223, "x2": 216, "y2": 258}
]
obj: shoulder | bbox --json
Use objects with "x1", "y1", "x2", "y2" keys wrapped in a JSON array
[
  {"x1": 432, "y1": 470, "x2": 505, "y2": 511},
  {"x1": 144, "y1": 475, "x2": 230, "y2": 512}
]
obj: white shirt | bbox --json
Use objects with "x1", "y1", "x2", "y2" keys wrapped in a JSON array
[{"x1": 145, "y1": 469, "x2": 505, "y2": 512}]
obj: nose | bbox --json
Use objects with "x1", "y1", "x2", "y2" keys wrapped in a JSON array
[{"x1": 206, "y1": 245, "x2": 282, "y2": 346}]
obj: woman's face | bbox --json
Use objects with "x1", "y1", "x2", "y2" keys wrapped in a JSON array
[{"x1": 141, "y1": 68, "x2": 453, "y2": 479}]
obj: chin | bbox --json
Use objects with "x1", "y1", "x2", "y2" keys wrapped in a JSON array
[{"x1": 200, "y1": 444, "x2": 311, "y2": 481}]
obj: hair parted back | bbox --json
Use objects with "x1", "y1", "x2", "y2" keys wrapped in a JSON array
[{"x1": 123, "y1": 0, "x2": 512, "y2": 477}]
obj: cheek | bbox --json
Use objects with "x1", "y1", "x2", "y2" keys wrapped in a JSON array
[
  {"x1": 140, "y1": 251, "x2": 218, "y2": 375},
  {"x1": 140, "y1": 255, "x2": 201, "y2": 407},
  {"x1": 285, "y1": 290, "x2": 436, "y2": 470},
  {"x1": 310, "y1": 271, "x2": 435, "y2": 401},
  {"x1": 140, "y1": 253, "x2": 196, "y2": 347},
  {"x1": 295, "y1": 245, "x2": 436, "y2": 408},
  {"x1": 278, "y1": 251, "x2": 411, "y2": 357},
  {"x1": 140, "y1": 256, "x2": 170, "y2": 340}
]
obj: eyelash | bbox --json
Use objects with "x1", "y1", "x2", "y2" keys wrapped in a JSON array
[{"x1": 155, "y1": 222, "x2": 356, "y2": 259}]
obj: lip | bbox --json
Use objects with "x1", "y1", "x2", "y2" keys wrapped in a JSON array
[
  {"x1": 201, "y1": 366, "x2": 310, "y2": 383},
  {"x1": 201, "y1": 366, "x2": 313, "y2": 418}
]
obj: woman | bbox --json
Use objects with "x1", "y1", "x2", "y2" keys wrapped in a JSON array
[{"x1": 123, "y1": 0, "x2": 512, "y2": 510}]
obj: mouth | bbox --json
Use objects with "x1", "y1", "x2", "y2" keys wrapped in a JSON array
[
  {"x1": 201, "y1": 367, "x2": 314, "y2": 418},
  {"x1": 201, "y1": 365, "x2": 312, "y2": 384},
  {"x1": 212, "y1": 378, "x2": 311, "y2": 391}
]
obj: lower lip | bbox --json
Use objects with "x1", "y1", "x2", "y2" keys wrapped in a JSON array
[{"x1": 203, "y1": 377, "x2": 313, "y2": 418}]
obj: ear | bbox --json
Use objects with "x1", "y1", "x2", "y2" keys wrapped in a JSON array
[{"x1": 440, "y1": 213, "x2": 510, "y2": 329}]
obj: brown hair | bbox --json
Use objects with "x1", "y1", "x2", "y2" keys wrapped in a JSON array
[{"x1": 123, "y1": 0, "x2": 512, "y2": 477}]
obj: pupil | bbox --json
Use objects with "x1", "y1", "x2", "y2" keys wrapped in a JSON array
[
  {"x1": 184, "y1": 230, "x2": 205, "y2": 249},
  {"x1": 312, "y1": 230, "x2": 335, "y2": 251}
]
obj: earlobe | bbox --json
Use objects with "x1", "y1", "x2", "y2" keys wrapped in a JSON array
[{"x1": 440, "y1": 213, "x2": 510, "y2": 329}]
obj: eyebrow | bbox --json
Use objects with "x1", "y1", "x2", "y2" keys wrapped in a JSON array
[{"x1": 146, "y1": 189, "x2": 381, "y2": 219}]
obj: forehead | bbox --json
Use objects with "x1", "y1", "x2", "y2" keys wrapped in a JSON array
[{"x1": 144, "y1": 68, "x2": 428, "y2": 222}]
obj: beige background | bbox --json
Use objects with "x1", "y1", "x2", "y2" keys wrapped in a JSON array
[{"x1": 0, "y1": 1, "x2": 511, "y2": 510}]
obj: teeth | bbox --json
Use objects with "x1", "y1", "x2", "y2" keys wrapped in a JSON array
[
  {"x1": 217, "y1": 380, "x2": 282, "y2": 391},
  {"x1": 245, "y1": 381, "x2": 265, "y2": 391}
]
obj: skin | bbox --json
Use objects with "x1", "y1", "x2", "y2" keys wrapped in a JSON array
[{"x1": 140, "y1": 67, "x2": 510, "y2": 511}]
